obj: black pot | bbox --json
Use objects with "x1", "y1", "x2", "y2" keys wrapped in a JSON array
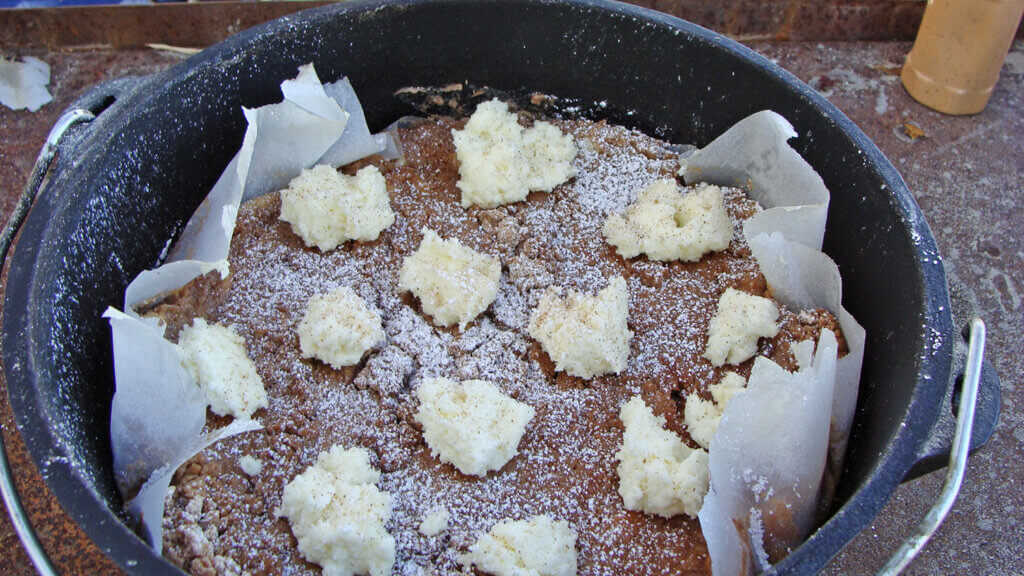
[{"x1": 1, "y1": 0, "x2": 1001, "y2": 573}]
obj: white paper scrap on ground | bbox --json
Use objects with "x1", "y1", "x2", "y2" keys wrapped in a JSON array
[{"x1": 0, "y1": 56, "x2": 53, "y2": 112}]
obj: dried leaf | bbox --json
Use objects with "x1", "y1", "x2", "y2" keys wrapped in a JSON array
[
  {"x1": 872, "y1": 63, "x2": 903, "y2": 76},
  {"x1": 903, "y1": 122, "x2": 928, "y2": 140}
]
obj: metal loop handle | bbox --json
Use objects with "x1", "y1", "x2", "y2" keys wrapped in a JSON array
[
  {"x1": 876, "y1": 317, "x2": 987, "y2": 575},
  {"x1": 1, "y1": 107, "x2": 95, "y2": 576}
]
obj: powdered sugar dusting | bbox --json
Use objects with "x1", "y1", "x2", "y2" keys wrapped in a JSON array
[{"x1": 158, "y1": 116, "x2": 792, "y2": 575}]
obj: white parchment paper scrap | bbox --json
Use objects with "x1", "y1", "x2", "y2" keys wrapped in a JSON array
[
  {"x1": 682, "y1": 111, "x2": 866, "y2": 575},
  {"x1": 700, "y1": 330, "x2": 838, "y2": 574},
  {"x1": 0, "y1": 56, "x2": 53, "y2": 112},
  {"x1": 682, "y1": 111, "x2": 829, "y2": 251},
  {"x1": 106, "y1": 63, "x2": 387, "y2": 550}
]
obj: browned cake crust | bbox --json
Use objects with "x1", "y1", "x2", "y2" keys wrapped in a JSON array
[{"x1": 158, "y1": 116, "x2": 845, "y2": 576}]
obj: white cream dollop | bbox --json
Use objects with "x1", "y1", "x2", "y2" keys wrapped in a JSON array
[
  {"x1": 279, "y1": 164, "x2": 394, "y2": 251},
  {"x1": 616, "y1": 395, "x2": 709, "y2": 518},
  {"x1": 177, "y1": 318, "x2": 267, "y2": 419},
  {"x1": 414, "y1": 377, "x2": 535, "y2": 477},
  {"x1": 278, "y1": 446, "x2": 395, "y2": 576},
  {"x1": 528, "y1": 276, "x2": 632, "y2": 379},
  {"x1": 398, "y1": 229, "x2": 501, "y2": 330},
  {"x1": 297, "y1": 286, "x2": 385, "y2": 369},
  {"x1": 453, "y1": 99, "x2": 576, "y2": 208},
  {"x1": 460, "y1": 515, "x2": 578, "y2": 576},
  {"x1": 603, "y1": 180, "x2": 734, "y2": 262},
  {"x1": 683, "y1": 372, "x2": 748, "y2": 449},
  {"x1": 418, "y1": 508, "x2": 451, "y2": 537},
  {"x1": 703, "y1": 287, "x2": 780, "y2": 366}
]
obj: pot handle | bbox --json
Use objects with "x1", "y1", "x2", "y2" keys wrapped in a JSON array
[
  {"x1": 0, "y1": 76, "x2": 147, "y2": 251},
  {"x1": 902, "y1": 320, "x2": 1001, "y2": 482},
  {"x1": 0, "y1": 108, "x2": 96, "y2": 576},
  {"x1": 43, "y1": 75, "x2": 150, "y2": 161},
  {"x1": 0, "y1": 75, "x2": 146, "y2": 576},
  {"x1": 876, "y1": 318, "x2": 989, "y2": 575}
]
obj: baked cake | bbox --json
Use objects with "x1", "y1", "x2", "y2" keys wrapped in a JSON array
[{"x1": 149, "y1": 103, "x2": 846, "y2": 576}]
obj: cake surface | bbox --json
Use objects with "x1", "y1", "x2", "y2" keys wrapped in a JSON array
[{"x1": 156, "y1": 114, "x2": 844, "y2": 576}]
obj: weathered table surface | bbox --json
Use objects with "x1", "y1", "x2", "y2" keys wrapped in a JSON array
[{"x1": 1, "y1": 39, "x2": 1021, "y2": 575}]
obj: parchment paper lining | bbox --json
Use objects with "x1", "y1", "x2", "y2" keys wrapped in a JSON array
[
  {"x1": 107, "y1": 77, "x2": 865, "y2": 572},
  {"x1": 106, "y1": 64, "x2": 389, "y2": 549},
  {"x1": 683, "y1": 111, "x2": 866, "y2": 575}
]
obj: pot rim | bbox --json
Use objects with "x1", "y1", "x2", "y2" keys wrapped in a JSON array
[{"x1": 1, "y1": 0, "x2": 954, "y2": 573}]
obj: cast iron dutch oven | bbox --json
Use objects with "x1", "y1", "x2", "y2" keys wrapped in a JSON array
[{"x1": 0, "y1": 0, "x2": 1002, "y2": 573}]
